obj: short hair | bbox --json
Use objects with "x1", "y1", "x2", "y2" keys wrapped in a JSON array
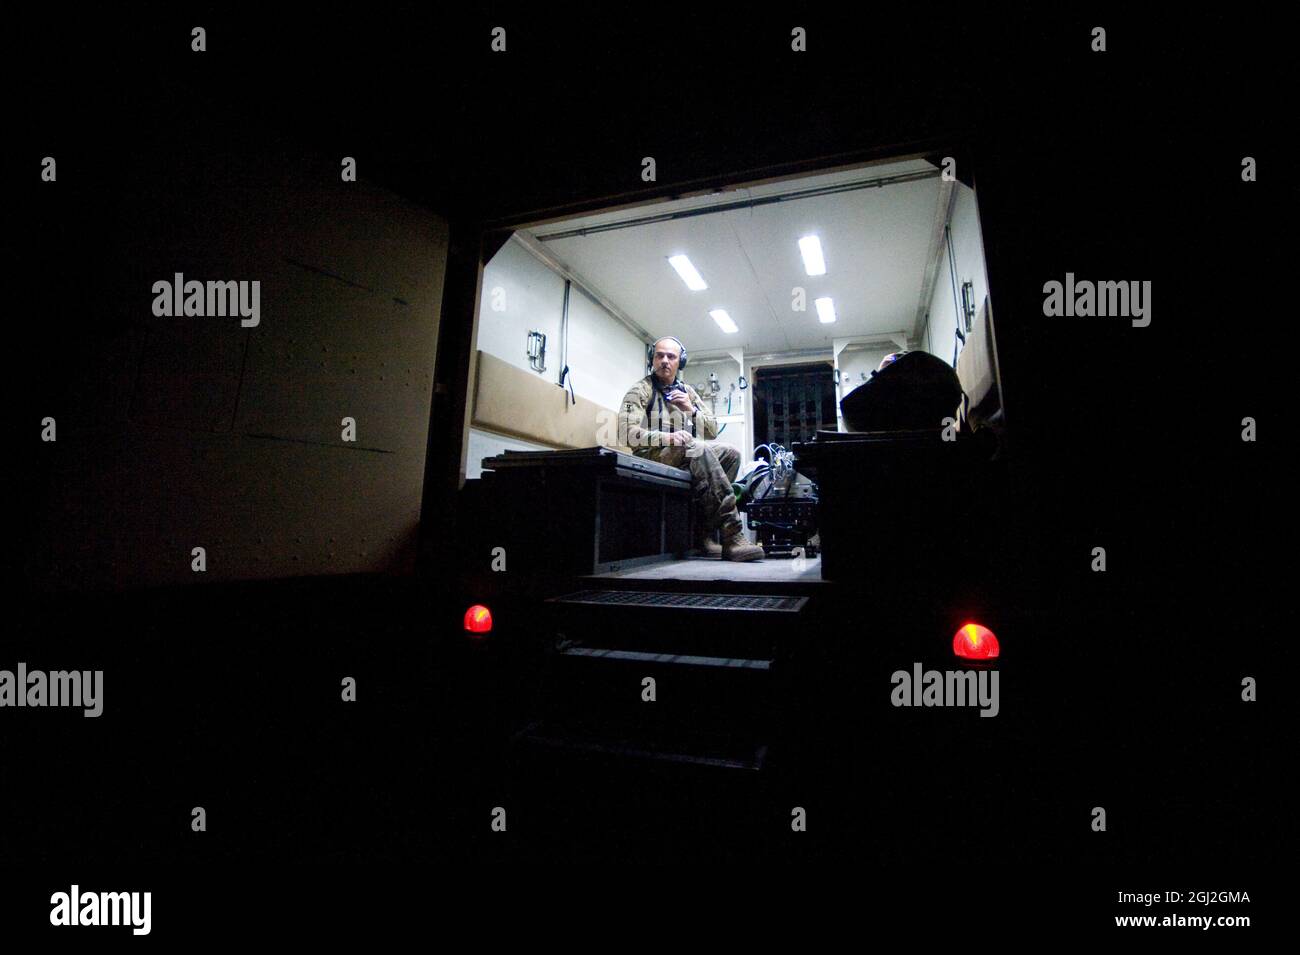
[{"x1": 652, "y1": 337, "x2": 683, "y2": 357}]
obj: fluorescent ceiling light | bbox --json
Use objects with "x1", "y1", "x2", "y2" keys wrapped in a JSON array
[
  {"x1": 799, "y1": 235, "x2": 827, "y2": 276},
  {"x1": 815, "y1": 297, "x2": 836, "y2": 324},
  {"x1": 709, "y1": 309, "x2": 739, "y2": 334},
  {"x1": 668, "y1": 254, "x2": 708, "y2": 291}
]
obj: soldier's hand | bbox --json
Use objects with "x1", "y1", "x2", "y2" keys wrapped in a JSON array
[
  {"x1": 666, "y1": 391, "x2": 695, "y2": 414},
  {"x1": 668, "y1": 430, "x2": 693, "y2": 446}
]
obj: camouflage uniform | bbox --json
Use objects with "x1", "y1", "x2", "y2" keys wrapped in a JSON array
[{"x1": 617, "y1": 374, "x2": 742, "y2": 538}]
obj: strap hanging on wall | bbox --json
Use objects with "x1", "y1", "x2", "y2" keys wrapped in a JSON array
[
  {"x1": 558, "y1": 365, "x2": 576, "y2": 405},
  {"x1": 946, "y1": 224, "x2": 966, "y2": 347},
  {"x1": 946, "y1": 224, "x2": 966, "y2": 368},
  {"x1": 559, "y1": 280, "x2": 571, "y2": 380},
  {"x1": 556, "y1": 279, "x2": 575, "y2": 404}
]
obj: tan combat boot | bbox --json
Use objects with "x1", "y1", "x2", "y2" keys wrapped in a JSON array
[
  {"x1": 696, "y1": 532, "x2": 723, "y2": 557},
  {"x1": 721, "y1": 527, "x2": 764, "y2": 562}
]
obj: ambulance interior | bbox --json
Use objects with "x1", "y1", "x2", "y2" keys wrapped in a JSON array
[{"x1": 463, "y1": 156, "x2": 1004, "y2": 584}]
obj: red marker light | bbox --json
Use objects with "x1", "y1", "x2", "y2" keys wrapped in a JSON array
[
  {"x1": 464, "y1": 604, "x2": 493, "y2": 635},
  {"x1": 953, "y1": 622, "x2": 999, "y2": 660}
]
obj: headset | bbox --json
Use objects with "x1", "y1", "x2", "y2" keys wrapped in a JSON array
[{"x1": 647, "y1": 335, "x2": 688, "y2": 372}]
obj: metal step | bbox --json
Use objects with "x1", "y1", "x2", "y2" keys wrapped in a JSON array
[
  {"x1": 532, "y1": 640, "x2": 776, "y2": 743},
  {"x1": 558, "y1": 646, "x2": 772, "y2": 670},
  {"x1": 549, "y1": 589, "x2": 808, "y2": 612},
  {"x1": 514, "y1": 720, "x2": 769, "y2": 772},
  {"x1": 539, "y1": 589, "x2": 792, "y2": 660}
]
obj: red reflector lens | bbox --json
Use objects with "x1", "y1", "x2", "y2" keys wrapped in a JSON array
[
  {"x1": 464, "y1": 604, "x2": 493, "y2": 634},
  {"x1": 953, "y1": 623, "x2": 999, "y2": 660}
]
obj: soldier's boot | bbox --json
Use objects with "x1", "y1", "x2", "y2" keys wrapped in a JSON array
[
  {"x1": 721, "y1": 525, "x2": 765, "y2": 562},
  {"x1": 696, "y1": 531, "x2": 723, "y2": 557}
]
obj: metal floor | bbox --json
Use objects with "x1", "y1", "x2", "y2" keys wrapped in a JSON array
[{"x1": 592, "y1": 554, "x2": 827, "y2": 583}]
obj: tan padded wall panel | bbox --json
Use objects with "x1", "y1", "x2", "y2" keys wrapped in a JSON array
[
  {"x1": 472, "y1": 351, "x2": 620, "y2": 450},
  {"x1": 956, "y1": 299, "x2": 996, "y2": 413}
]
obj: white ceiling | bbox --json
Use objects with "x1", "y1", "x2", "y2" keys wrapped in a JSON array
[{"x1": 522, "y1": 158, "x2": 942, "y2": 358}]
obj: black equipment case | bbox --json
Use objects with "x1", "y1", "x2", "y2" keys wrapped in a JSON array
[
  {"x1": 839, "y1": 350, "x2": 963, "y2": 433},
  {"x1": 476, "y1": 447, "x2": 693, "y2": 575},
  {"x1": 793, "y1": 429, "x2": 1003, "y2": 587}
]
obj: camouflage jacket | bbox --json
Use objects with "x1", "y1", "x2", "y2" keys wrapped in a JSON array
[{"x1": 617, "y1": 374, "x2": 719, "y2": 453}]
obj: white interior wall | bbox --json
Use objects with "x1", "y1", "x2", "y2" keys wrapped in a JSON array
[
  {"x1": 566, "y1": 285, "x2": 647, "y2": 411},
  {"x1": 472, "y1": 237, "x2": 646, "y2": 465},
  {"x1": 923, "y1": 181, "x2": 990, "y2": 367},
  {"x1": 477, "y1": 239, "x2": 567, "y2": 380}
]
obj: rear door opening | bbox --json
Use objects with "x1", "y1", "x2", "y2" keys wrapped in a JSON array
[
  {"x1": 444, "y1": 147, "x2": 1014, "y2": 773},
  {"x1": 456, "y1": 150, "x2": 1007, "y2": 590}
]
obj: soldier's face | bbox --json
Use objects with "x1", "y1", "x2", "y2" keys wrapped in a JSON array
[{"x1": 653, "y1": 342, "x2": 681, "y2": 384}]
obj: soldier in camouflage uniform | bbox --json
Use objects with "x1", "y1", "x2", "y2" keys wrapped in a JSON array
[{"x1": 617, "y1": 337, "x2": 764, "y2": 561}]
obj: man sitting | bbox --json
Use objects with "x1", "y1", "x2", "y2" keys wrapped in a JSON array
[{"x1": 617, "y1": 336, "x2": 764, "y2": 562}]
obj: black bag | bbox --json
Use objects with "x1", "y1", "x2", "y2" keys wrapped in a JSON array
[{"x1": 839, "y1": 351, "x2": 963, "y2": 432}]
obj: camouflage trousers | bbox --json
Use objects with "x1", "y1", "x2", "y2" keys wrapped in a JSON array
[{"x1": 646, "y1": 440, "x2": 742, "y2": 537}]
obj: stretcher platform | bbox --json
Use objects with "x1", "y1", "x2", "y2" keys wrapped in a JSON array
[
  {"x1": 477, "y1": 446, "x2": 693, "y2": 575},
  {"x1": 589, "y1": 554, "x2": 827, "y2": 583}
]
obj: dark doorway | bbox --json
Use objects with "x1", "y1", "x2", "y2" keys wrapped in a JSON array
[{"x1": 752, "y1": 362, "x2": 837, "y2": 449}]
